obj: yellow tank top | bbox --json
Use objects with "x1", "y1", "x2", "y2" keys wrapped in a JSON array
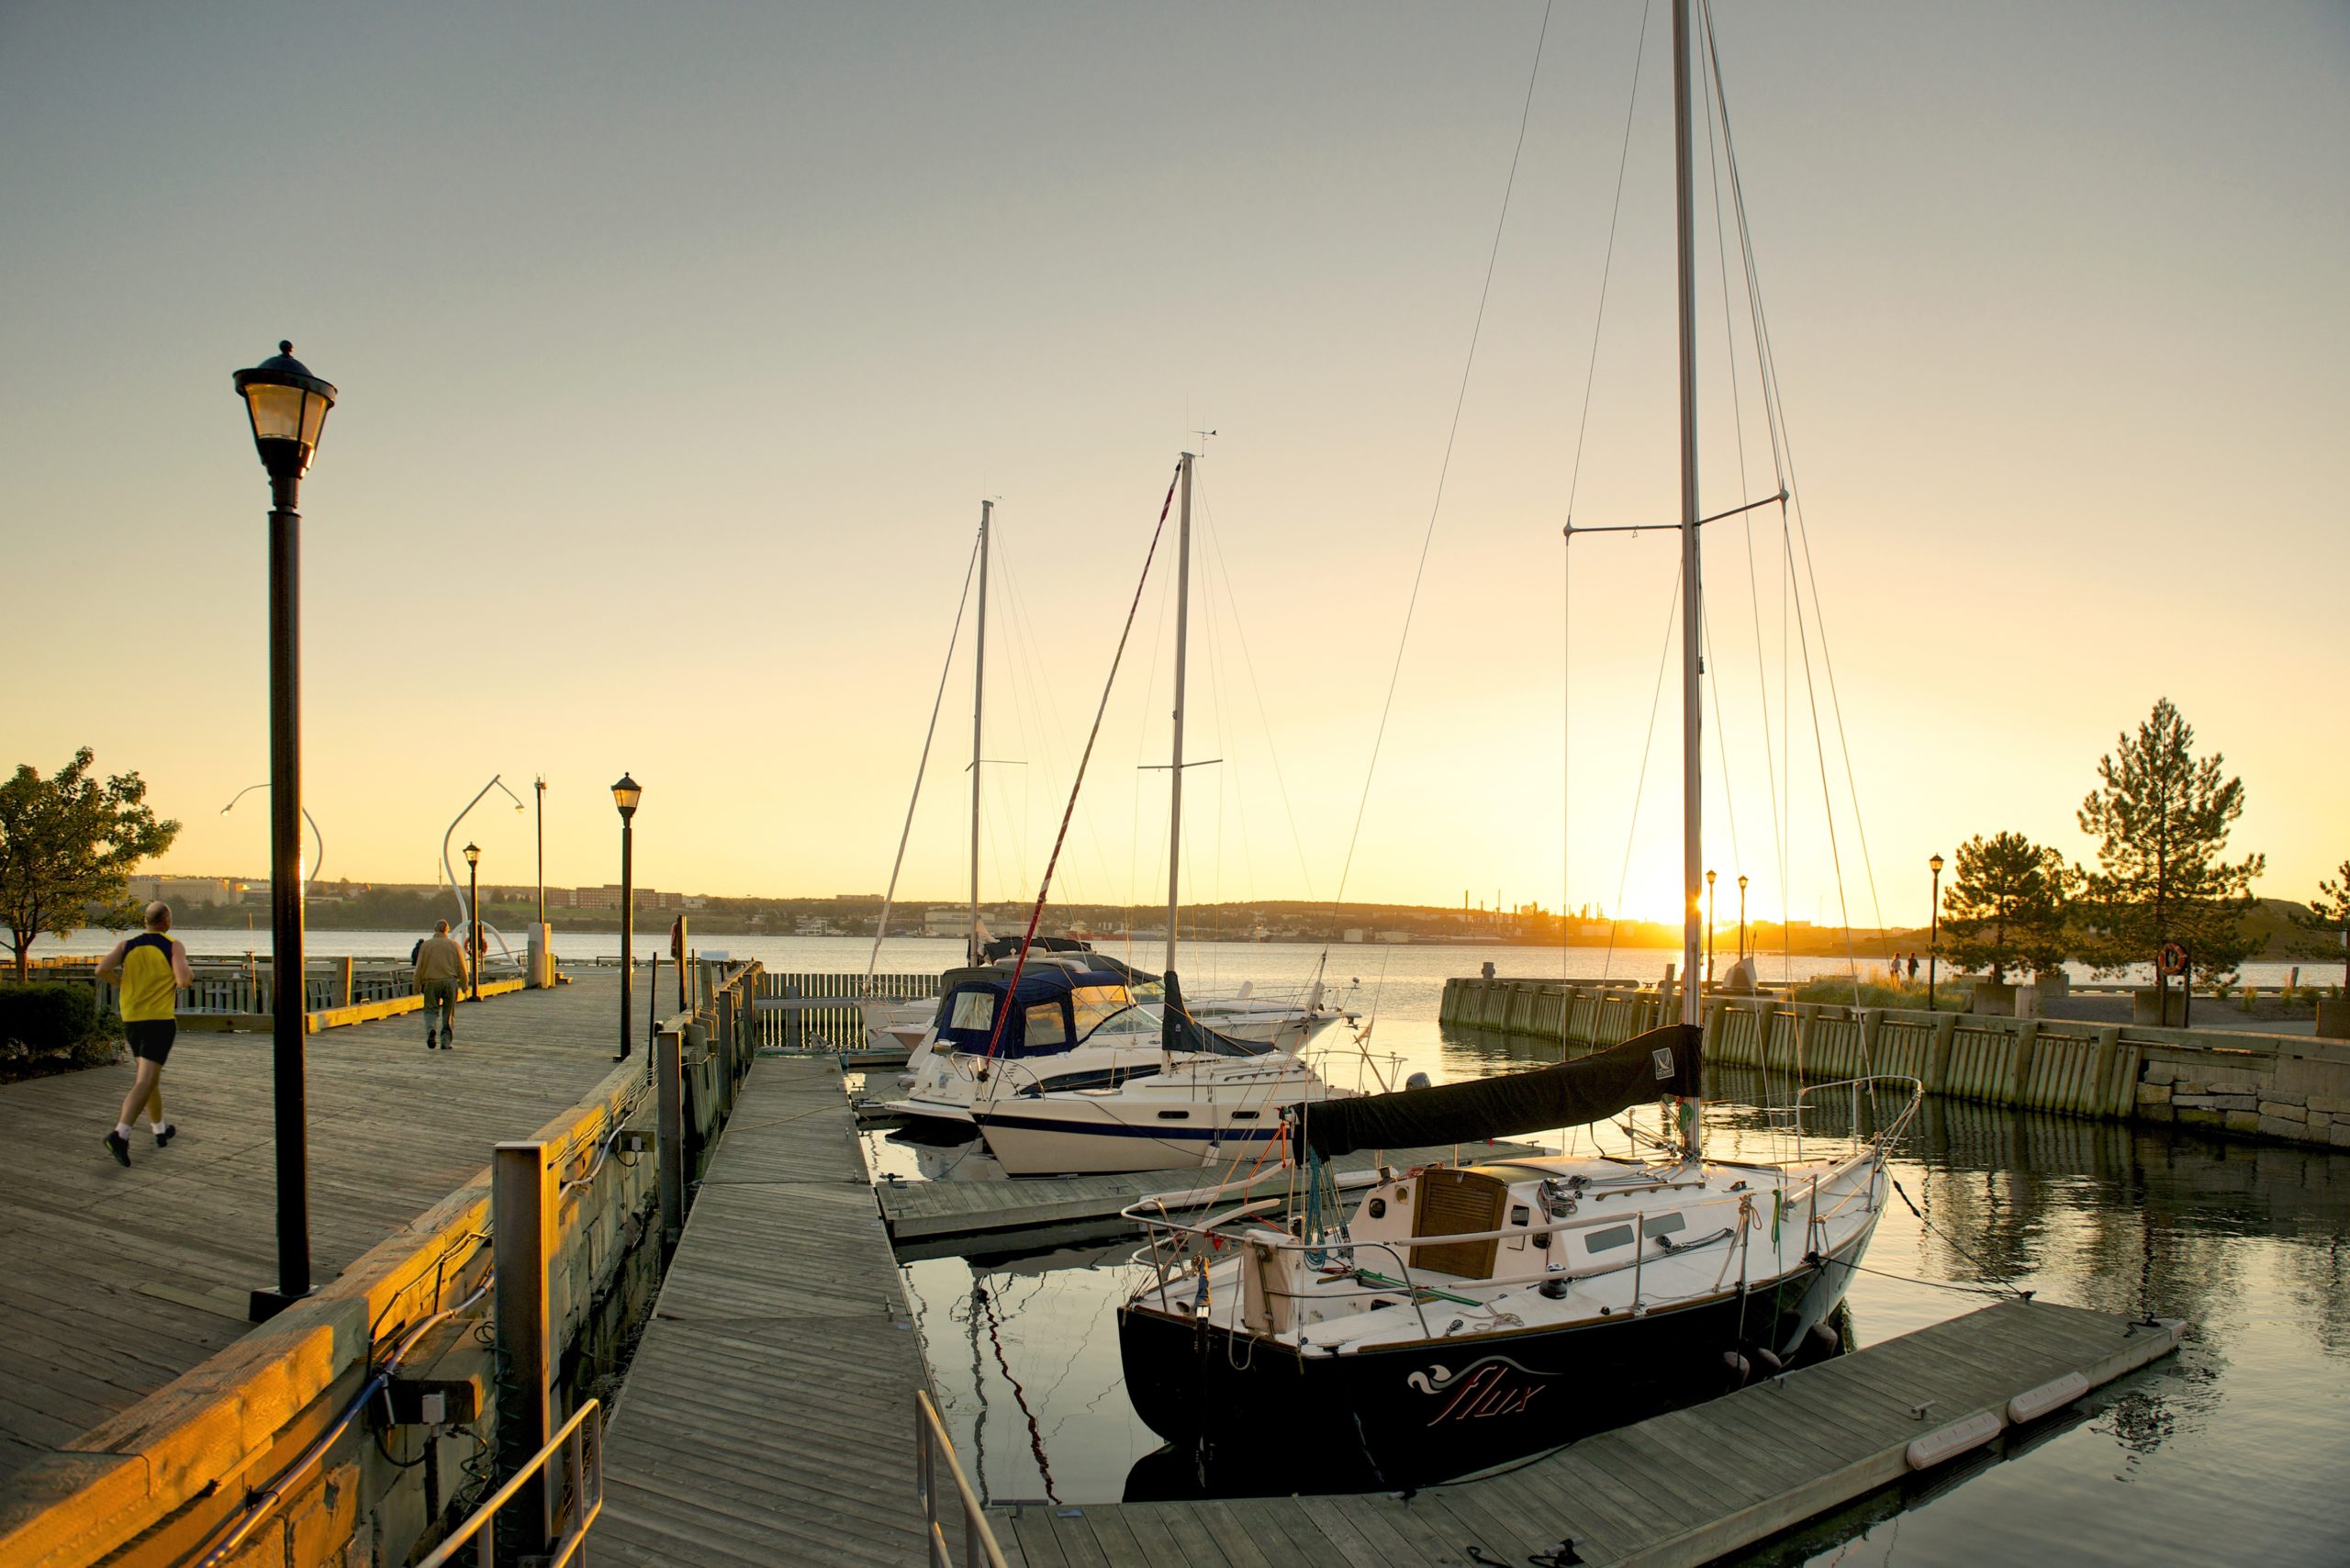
[{"x1": 118, "y1": 933, "x2": 180, "y2": 1022}]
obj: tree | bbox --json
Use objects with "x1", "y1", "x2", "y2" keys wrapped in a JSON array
[
  {"x1": 2076, "y1": 698, "x2": 2264, "y2": 995},
  {"x1": 1940, "y1": 831, "x2": 2074, "y2": 985},
  {"x1": 2295, "y1": 859, "x2": 2350, "y2": 990},
  {"x1": 0, "y1": 749, "x2": 180, "y2": 980}
]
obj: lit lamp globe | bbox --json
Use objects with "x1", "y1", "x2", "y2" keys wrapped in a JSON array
[
  {"x1": 611, "y1": 774, "x2": 642, "y2": 819},
  {"x1": 464, "y1": 842, "x2": 482, "y2": 868},
  {"x1": 233, "y1": 342, "x2": 337, "y2": 482}
]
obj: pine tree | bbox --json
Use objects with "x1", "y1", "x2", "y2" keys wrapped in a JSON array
[
  {"x1": 2296, "y1": 859, "x2": 2350, "y2": 991},
  {"x1": 1940, "y1": 832, "x2": 2074, "y2": 985},
  {"x1": 2076, "y1": 698, "x2": 2265, "y2": 996}
]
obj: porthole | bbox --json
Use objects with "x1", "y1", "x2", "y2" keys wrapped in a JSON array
[{"x1": 1367, "y1": 1197, "x2": 1387, "y2": 1219}]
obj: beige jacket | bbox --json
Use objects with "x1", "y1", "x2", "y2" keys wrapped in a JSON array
[{"x1": 414, "y1": 935, "x2": 471, "y2": 986}]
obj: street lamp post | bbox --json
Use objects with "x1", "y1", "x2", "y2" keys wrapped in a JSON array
[
  {"x1": 1705, "y1": 869, "x2": 1717, "y2": 984},
  {"x1": 464, "y1": 843, "x2": 483, "y2": 1000},
  {"x1": 612, "y1": 775, "x2": 640, "y2": 1060},
  {"x1": 1929, "y1": 853, "x2": 1946, "y2": 1010},
  {"x1": 234, "y1": 341, "x2": 335, "y2": 1323},
  {"x1": 534, "y1": 777, "x2": 546, "y2": 927},
  {"x1": 1737, "y1": 874, "x2": 1749, "y2": 963}
]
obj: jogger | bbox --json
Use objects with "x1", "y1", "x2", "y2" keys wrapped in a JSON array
[{"x1": 95, "y1": 902, "x2": 193, "y2": 1166}]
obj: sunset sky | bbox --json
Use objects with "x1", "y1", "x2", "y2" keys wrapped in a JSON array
[{"x1": 6, "y1": 2, "x2": 2344, "y2": 931}]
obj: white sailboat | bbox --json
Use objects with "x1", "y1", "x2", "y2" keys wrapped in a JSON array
[
  {"x1": 970, "y1": 454, "x2": 1358, "y2": 1175},
  {"x1": 1111, "y1": 0, "x2": 1922, "y2": 1480}
]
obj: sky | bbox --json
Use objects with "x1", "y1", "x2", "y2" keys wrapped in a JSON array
[{"x1": 4, "y1": 1, "x2": 2344, "y2": 931}]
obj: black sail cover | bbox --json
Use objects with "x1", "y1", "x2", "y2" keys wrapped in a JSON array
[{"x1": 1295, "y1": 1023, "x2": 1704, "y2": 1160}]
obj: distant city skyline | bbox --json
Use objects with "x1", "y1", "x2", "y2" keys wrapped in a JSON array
[{"x1": 7, "y1": 2, "x2": 2344, "y2": 928}]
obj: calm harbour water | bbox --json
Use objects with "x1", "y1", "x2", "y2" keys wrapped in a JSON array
[{"x1": 830, "y1": 946, "x2": 2349, "y2": 1566}]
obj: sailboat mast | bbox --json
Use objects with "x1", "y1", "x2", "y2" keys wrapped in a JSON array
[
  {"x1": 1673, "y1": 2, "x2": 1707, "y2": 1113},
  {"x1": 971, "y1": 498, "x2": 990, "y2": 967},
  {"x1": 1165, "y1": 453, "x2": 1195, "y2": 982}
]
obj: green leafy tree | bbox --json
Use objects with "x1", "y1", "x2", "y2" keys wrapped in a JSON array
[
  {"x1": 2076, "y1": 698, "x2": 2264, "y2": 995},
  {"x1": 1940, "y1": 831, "x2": 2075, "y2": 985},
  {"x1": 0, "y1": 748, "x2": 180, "y2": 980},
  {"x1": 2295, "y1": 859, "x2": 2350, "y2": 991}
]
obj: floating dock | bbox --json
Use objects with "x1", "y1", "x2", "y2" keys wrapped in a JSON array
[
  {"x1": 582, "y1": 1054, "x2": 2183, "y2": 1567},
  {"x1": 997, "y1": 1300, "x2": 2182, "y2": 1568},
  {"x1": 595, "y1": 1058, "x2": 932, "y2": 1566}
]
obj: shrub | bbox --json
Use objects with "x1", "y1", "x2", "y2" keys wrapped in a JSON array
[
  {"x1": 0, "y1": 982, "x2": 121, "y2": 1081},
  {"x1": 1791, "y1": 978, "x2": 1964, "y2": 1012}
]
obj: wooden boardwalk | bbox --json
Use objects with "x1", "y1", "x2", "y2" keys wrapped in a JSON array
[
  {"x1": 596, "y1": 1058, "x2": 934, "y2": 1566},
  {"x1": 997, "y1": 1299, "x2": 2181, "y2": 1568},
  {"x1": 0, "y1": 973, "x2": 625, "y2": 1486},
  {"x1": 878, "y1": 1139, "x2": 1549, "y2": 1245}
]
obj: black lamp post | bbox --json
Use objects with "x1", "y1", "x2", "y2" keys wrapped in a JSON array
[
  {"x1": 234, "y1": 341, "x2": 335, "y2": 1323},
  {"x1": 1705, "y1": 869, "x2": 1717, "y2": 984},
  {"x1": 533, "y1": 776, "x2": 547, "y2": 927},
  {"x1": 1737, "y1": 874, "x2": 1749, "y2": 963},
  {"x1": 464, "y1": 843, "x2": 483, "y2": 1000},
  {"x1": 612, "y1": 775, "x2": 640, "y2": 1060},
  {"x1": 1929, "y1": 853, "x2": 1946, "y2": 1010}
]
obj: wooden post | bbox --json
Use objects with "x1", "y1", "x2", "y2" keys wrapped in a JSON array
[
  {"x1": 1858, "y1": 1008, "x2": 1882, "y2": 1076},
  {"x1": 492, "y1": 1140, "x2": 556, "y2": 1557},
  {"x1": 656, "y1": 1027, "x2": 685, "y2": 1251},
  {"x1": 1928, "y1": 1013, "x2": 1958, "y2": 1094},
  {"x1": 2010, "y1": 1018, "x2": 2041, "y2": 1107},
  {"x1": 2092, "y1": 1025, "x2": 2122, "y2": 1117},
  {"x1": 717, "y1": 990, "x2": 737, "y2": 1114},
  {"x1": 336, "y1": 955, "x2": 353, "y2": 1008}
]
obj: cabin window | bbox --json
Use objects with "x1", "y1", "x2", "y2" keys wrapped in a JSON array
[
  {"x1": 948, "y1": 992, "x2": 996, "y2": 1031},
  {"x1": 1367, "y1": 1198, "x2": 1387, "y2": 1219},
  {"x1": 1641, "y1": 1212, "x2": 1686, "y2": 1241},
  {"x1": 1156, "y1": 1109, "x2": 1191, "y2": 1121},
  {"x1": 1232, "y1": 1110, "x2": 1259, "y2": 1121},
  {"x1": 1585, "y1": 1225, "x2": 1635, "y2": 1254},
  {"x1": 1025, "y1": 1002, "x2": 1069, "y2": 1047}
]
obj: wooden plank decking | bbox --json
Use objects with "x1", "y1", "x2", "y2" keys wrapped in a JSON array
[
  {"x1": 0, "y1": 973, "x2": 625, "y2": 1487},
  {"x1": 997, "y1": 1299, "x2": 2182, "y2": 1568},
  {"x1": 595, "y1": 1058, "x2": 934, "y2": 1567}
]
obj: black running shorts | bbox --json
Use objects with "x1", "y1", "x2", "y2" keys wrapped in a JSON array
[{"x1": 126, "y1": 1019, "x2": 177, "y2": 1064}]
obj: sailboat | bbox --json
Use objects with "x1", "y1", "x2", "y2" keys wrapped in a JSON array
[
  {"x1": 875, "y1": 498, "x2": 1351, "y2": 1124},
  {"x1": 968, "y1": 454, "x2": 1360, "y2": 1174},
  {"x1": 1109, "y1": 0, "x2": 1921, "y2": 1479}
]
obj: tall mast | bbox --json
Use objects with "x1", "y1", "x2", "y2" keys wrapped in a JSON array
[
  {"x1": 970, "y1": 498, "x2": 990, "y2": 966},
  {"x1": 1673, "y1": 0, "x2": 1706, "y2": 1155},
  {"x1": 1165, "y1": 453, "x2": 1195, "y2": 982}
]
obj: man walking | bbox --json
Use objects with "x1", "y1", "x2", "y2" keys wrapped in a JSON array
[
  {"x1": 95, "y1": 902, "x2": 194, "y2": 1166},
  {"x1": 414, "y1": 920, "x2": 470, "y2": 1049}
]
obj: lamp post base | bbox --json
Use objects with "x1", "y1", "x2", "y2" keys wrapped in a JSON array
[{"x1": 249, "y1": 1284, "x2": 317, "y2": 1323}]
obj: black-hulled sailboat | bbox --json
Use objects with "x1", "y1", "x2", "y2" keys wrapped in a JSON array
[{"x1": 1112, "y1": 0, "x2": 1920, "y2": 1484}]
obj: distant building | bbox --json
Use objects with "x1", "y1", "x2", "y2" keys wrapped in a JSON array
[
  {"x1": 126, "y1": 875, "x2": 241, "y2": 909},
  {"x1": 923, "y1": 908, "x2": 968, "y2": 937}
]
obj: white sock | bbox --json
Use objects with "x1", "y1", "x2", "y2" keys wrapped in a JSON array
[
  {"x1": 114, "y1": 1123, "x2": 131, "y2": 1138},
  {"x1": 150, "y1": 1119, "x2": 167, "y2": 1133}
]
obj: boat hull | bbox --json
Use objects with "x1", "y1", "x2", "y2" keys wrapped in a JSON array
[{"x1": 1115, "y1": 1226, "x2": 1870, "y2": 1485}]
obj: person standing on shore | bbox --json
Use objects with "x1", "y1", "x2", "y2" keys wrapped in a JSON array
[
  {"x1": 95, "y1": 902, "x2": 194, "y2": 1166},
  {"x1": 414, "y1": 920, "x2": 470, "y2": 1049}
]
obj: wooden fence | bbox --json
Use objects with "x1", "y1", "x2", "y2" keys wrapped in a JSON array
[{"x1": 754, "y1": 969, "x2": 943, "y2": 1050}]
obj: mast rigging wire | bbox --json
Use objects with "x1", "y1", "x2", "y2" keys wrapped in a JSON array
[
  {"x1": 1319, "y1": 0, "x2": 1554, "y2": 950},
  {"x1": 866, "y1": 527, "x2": 982, "y2": 982},
  {"x1": 979, "y1": 464, "x2": 1184, "y2": 1066}
]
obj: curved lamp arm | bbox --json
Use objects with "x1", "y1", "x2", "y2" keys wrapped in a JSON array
[
  {"x1": 220, "y1": 784, "x2": 324, "y2": 889},
  {"x1": 440, "y1": 775, "x2": 527, "y2": 960}
]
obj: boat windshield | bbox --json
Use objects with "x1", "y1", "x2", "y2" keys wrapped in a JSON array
[
  {"x1": 1075, "y1": 997, "x2": 1157, "y2": 1044},
  {"x1": 1070, "y1": 985, "x2": 1136, "y2": 1039}
]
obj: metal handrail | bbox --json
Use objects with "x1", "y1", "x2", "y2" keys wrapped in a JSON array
[
  {"x1": 914, "y1": 1389, "x2": 1010, "y2": 1568},
  {"x1": 416, "y1": 1398, "x2": 604, "y2": 1568}
]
